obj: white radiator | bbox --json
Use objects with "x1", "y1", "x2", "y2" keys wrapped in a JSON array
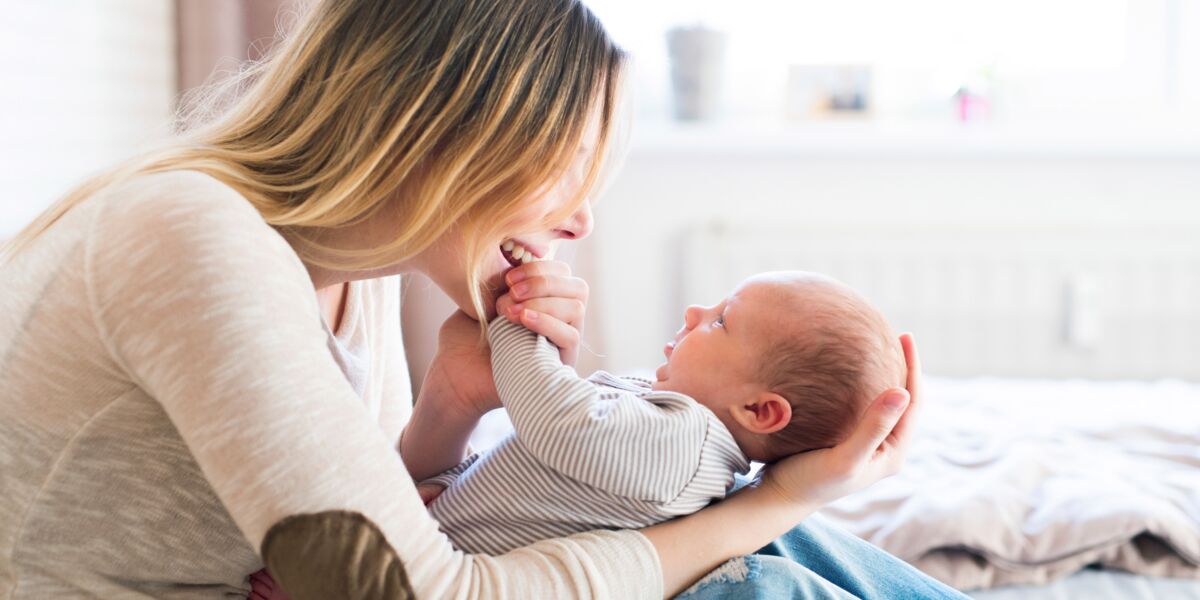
[{"x1": 681, "y1": 222, "x2": 1200, "y2": 380}]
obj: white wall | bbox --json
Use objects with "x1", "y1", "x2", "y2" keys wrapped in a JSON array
[
  {"x1": 581, "y1": 125, "x2": 1200, "y2": 378},
  {"x1": 0, "y1": 1, "x2": 177, "y2": 238}
]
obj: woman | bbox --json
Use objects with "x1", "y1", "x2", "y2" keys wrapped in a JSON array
[{"x1": 0, "y1": 1, "x2": 958, "y2": 598}]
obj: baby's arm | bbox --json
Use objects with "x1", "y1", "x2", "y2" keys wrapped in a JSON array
[{"x1": 488, "y1": 318, "x2": 708, "y2": 501}]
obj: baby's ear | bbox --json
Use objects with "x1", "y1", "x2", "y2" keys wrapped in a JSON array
[{"x1": 732, "y1": 392, "x2": 792, "y2": 435}]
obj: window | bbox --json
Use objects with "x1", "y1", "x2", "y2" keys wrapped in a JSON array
[
  {"x1": 0, "y1": 1, "x2": 176, "y2": 238},
  {"x1": 587, "y1": 0, "x2": 1196, "y2": 127}
]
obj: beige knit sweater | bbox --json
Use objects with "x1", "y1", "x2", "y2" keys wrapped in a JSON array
[{"x1": 0, "y1": 170, "x2": 661, "y2": 599}]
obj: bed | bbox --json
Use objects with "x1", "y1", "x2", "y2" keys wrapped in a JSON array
[
  {"x1": 971, "y1": 569, "x2": 1199, "y2": 600},
  {"x1": 822, "y1": 376, "x2": 1200, "y2": 599}
]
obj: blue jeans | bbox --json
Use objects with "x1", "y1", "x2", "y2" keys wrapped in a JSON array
[{"x1": 677, "y1": 483, "x2": 969, "y2": 599}]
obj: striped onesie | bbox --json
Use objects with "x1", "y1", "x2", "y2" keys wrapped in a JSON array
[{"x1": 423, "y1": 318, "x2": 752, "y2": 555}]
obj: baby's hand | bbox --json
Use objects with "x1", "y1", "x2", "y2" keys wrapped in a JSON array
[{"x1": 495, "y1": 260, "x2": 589, "y2": 366}]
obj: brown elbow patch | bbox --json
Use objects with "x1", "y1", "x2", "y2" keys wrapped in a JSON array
[{"x1": 261, "y1": 511, "x2": 415, "y2": 600}]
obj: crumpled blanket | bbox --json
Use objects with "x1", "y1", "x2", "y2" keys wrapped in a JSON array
[{"x1": 819, "y1": 377, "x2": 1200, "y2": 590}]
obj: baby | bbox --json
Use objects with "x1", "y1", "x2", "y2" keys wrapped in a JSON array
[{"x1": 422, "y1": 271, "x2": 905, "y2": 554}]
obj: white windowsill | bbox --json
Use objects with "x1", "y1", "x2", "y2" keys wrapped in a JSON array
[{"x1": 627, "y1": 119, "x2": 1200, "y2": 160}]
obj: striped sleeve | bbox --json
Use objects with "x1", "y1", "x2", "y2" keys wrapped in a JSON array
[{"x1": 487, "y1": 318, "x2": 709, "y2": 502}]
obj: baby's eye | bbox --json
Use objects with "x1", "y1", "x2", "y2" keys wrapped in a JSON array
[{"x1": 714, "y1": 314, "x2": 725, "y2": 328}]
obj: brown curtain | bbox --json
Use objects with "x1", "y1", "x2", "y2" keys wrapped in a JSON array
[{"x1": 175, "y1": 0, "x2": 294, "y2": 96}]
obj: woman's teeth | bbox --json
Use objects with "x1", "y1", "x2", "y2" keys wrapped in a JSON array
[{"x1": 501, "y1": 239, "x2": 543, "y2": 266}]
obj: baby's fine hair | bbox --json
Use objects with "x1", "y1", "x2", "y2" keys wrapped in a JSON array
[{"x1": 758, "y1": 278, "x2": 904, "y2": 461}]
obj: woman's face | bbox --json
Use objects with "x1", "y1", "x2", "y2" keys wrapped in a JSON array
[{"x1": 414, "y1": 109, "x2": 603, "y2": 317}]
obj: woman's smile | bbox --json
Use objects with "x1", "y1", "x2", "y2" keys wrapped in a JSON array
[{"x1": 500, "y1": 237, "x2": 552, "y2": 268}]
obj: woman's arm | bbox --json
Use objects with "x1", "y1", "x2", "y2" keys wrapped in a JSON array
[
  {"x1": 402, "y1": 260, "x2": 590, "y2": 481},
  {"x1": 88, "y1": 177, "x2": 661, "y2": 599},
  {"x1": 399, "y1": 389, "x2": 481, "y2": 482},
  {"x1": 400, "y1": 309, "x2": 511, "y2": 481}
]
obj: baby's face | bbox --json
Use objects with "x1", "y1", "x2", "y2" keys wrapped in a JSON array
[{"x1": 651, "y1": 275, "x2": 796, "y2": 407}]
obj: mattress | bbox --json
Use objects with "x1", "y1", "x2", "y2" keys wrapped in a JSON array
[
  {"x1": 971, "y1": 569, "x2": 1200, "y2": 600},
  {"x1": 818, "y1": 375, "x2": 1200, "y2": 592}
]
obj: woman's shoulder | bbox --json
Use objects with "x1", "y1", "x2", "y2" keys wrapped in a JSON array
[
  {"x1": 89, "y1": 169, "x2": 306, "y2": 279},
  {"x1": 94, "y1": 169, "x2": 267, "y2": 232}
]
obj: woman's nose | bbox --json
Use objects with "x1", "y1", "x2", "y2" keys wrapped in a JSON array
[{"x1": 555, "y1": 200, "x2": 594, "y2": 241}]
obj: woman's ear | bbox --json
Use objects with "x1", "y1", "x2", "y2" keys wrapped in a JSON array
[{"x1": 730, "y1": 392, "x2": 792, "y2": 435}]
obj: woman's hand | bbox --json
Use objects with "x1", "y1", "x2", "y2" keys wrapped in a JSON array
[
  {"x1": 644, "y1": 333, "x2": 924, "y2": 597},
  {"x1": 424, "y1": 310, "x2": 501, "y2": 417},
  {"x1": 495, "y1": 260, "x2": 588, "y2": 366},
  {"x1": 758, "y1": 332, "x2": 922, "y2": 507},
  {"x1": 400, "y1": 312, "x2": 498, "y2": 481}
]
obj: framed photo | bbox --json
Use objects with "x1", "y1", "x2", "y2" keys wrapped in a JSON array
[{"x1": 785, "y1": 64, "x2": 873, "y2": 119}]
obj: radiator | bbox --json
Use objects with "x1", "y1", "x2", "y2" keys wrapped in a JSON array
[{"x1": 681, "y1": 222, "x2": 1200, "y2": 380}]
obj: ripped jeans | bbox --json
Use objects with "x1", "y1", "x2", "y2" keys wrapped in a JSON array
[{"x1": 676, "y1": 490, "x2": 969, "y2": 599}]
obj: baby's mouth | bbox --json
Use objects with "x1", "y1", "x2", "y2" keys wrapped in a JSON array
[{"x1": 500, "y1": 239, "x2": 551, "y2": 268}]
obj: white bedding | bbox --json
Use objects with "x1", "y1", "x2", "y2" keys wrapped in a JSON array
[
  {"x1": 820, "y1": 376, "x2": 1200, "y2": 591},
  {"x1": 971, "y1": 569, "x2": 1200, "y2": 600}
]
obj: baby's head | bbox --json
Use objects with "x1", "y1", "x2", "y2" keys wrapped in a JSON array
[{"x1": 652, "y1": 271, "x2": 904, "y2": 462}]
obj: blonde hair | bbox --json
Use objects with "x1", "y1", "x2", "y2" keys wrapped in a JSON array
[{"x1": 4, "y1": 0, "x2": 626, "y2": 319}]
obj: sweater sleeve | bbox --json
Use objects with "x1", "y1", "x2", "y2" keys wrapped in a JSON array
[
  {"x1": 84, "y1": 171, "x2": 663, "y2": 600},
  {"x1": 487, "y1": 317, "x2": 709, "y2": 502},
  {"x1": 371, "y1": 275, "x2": 414, "y2": 448}
]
